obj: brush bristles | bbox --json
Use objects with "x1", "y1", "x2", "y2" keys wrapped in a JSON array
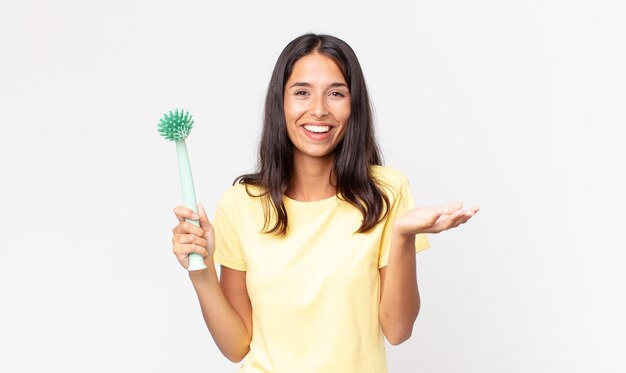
[{"x1": 158, "y1": 109, "x2": 194, "y2": 141}]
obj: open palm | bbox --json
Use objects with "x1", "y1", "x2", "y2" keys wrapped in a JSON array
[{"x1": 394, "y1": 202, "x2": 480, "y2": 236}]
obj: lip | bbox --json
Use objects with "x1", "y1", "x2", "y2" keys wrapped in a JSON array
[
  {"x1": 299, "y1": 122, "x2": 334, "y2": 141},
  {"x1": 300, "y1": 122, "x2": 335, "y2": 128}
]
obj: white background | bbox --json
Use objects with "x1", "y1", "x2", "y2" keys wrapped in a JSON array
[{"x1": 1, "y1": 0, "x2": 625, "y2": 372}]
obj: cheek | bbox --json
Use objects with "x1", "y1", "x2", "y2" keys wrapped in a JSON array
[
  {"x1": 336, "y1": 125, "x2": 349, "y2": 142},
  {"x1": 283, "y1": 99, "x2": 292, "y2": 120},
  {"x1": 338, "y1": 101, "x2": 351, "y2": 123},
  {"x1": 283, "y1": 104, "x2": 298, "y2": 141},
  {"x1": 284, "y1": 114, "x2": 296, "y2": 139},
  {"x1": 284, "y1": 98, "x2": 305, "y2": 121},
  {"x1": 335, "y1": 102, "x2": 351, "y2": 140}
]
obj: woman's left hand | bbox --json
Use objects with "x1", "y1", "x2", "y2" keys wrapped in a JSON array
[{"x1": 393, "y1": 202, "x2": 480, "y2": 236}]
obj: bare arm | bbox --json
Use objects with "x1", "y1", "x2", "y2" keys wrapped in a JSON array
[
  {"x1": 379, "y1": 202, "x2": 480, "y2": 345},
  {"x1": 188, "y1": 263, "x2": 252, "y2": 363},
  {"x1": 173, "y1": 204, "x2": 252, "y2": 363},
  {"x1": 378, "y1": 233, "x2": 419, "y2": 345}
]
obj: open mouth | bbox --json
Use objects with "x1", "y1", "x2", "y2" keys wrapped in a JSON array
[{"x1": 303, "y1": 124, "x2": 331, "y2": 134}]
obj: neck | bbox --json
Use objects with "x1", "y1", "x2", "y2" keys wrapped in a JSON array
[{"x1": 286, "y1": 152, "x2": 336, "y2": 201}]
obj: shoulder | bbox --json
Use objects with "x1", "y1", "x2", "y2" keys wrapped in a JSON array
[
  {"x1": 216, "y1": 182, "x2": 264, "y2": 211},
  {"x1": 369, "y1": 165, "x2": 410, "y2": 196}
]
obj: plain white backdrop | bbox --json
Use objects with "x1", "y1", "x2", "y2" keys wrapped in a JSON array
[{"x1": 1, "y1": 0, "x2": 625, "y2": 372}]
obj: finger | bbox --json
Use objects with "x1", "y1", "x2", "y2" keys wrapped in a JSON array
[
  {"x1": 173, "y1": 246, "x2": 202, "y2": 269},
  {"x1": 172, "y1": 246, "x2": 190, "y2": 268},
  {"x1": 431, "y1": 212, "x2": 454, "y2": 230},
  {"x1": 197, "y1": 203, "x2": 213, "y2": 231},
  {"x1": 447, "y1": 201, "x2": 463, "y2": 213},
  {"x1": 451, "y1": 214, "x2": 470, "y2": 228},
  {"x1": 432, "y1": 210, "x2": 459, "y2": 231},
  {"x1": 179, "y1": 221, "x2": 206, "y2": 237},
  {"x1": 447, "y1": 210, "x2": 463, "y2": 227},
  {"x1": 173, "y1": 233, "x2": 208, "y2": 247},
  {"x1": 174, "y1": 207, "x2": 185, "y2": 223},
  {"x1": 429, "y1": 209, "x2": 444, "y2": 224},
  {"x1": 172, "y1": 220, "x2": 204, "y2": 237},
  {"x1": 451, "y1": 210, "x2": 476, "y2": 228},
  {"x1": 460, "y1": 208, "x2": 478, "y2": 220},
  {"x1": 176, "y1": 243, "x2": 209, "y2": 257},
  {"x1": 174, "y1": 206, "x2": 200, "y2": 222},
  {"x1": 438, "y1": 202, "x2": 462, "y2": 215},
  {"x1": 429, "y1": 209, "x2": 470, "y2": 233}
]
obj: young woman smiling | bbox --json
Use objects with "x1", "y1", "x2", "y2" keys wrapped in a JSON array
[{"x1": 170, "y1": 34, "x2": 479, "y2": 372}]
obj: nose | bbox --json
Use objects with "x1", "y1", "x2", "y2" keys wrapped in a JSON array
[{"x1": 309, "y1": 94, "x2": 328, "y2": 118}]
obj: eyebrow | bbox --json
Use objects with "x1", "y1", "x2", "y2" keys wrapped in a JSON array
[{"x1": 288, "y1": 82, "x2": 349, "y2": 89}]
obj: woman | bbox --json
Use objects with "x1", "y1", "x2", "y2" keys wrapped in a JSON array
[{"x1": 171, "y1": 33, "x2": 479, "y2": 372}]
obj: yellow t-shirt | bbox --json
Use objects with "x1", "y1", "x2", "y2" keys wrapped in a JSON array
[{"x1": 212, "y1": 165, "x2": 430, "y2": 373}]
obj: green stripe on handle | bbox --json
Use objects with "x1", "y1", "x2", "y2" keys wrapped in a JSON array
[{"x1": 176, "y1": 140, "x2": 207, "y2": 271}]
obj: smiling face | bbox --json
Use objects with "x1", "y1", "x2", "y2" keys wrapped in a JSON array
[{"x1": 283, "y1": 52, "x2": 351, "y2": 162}]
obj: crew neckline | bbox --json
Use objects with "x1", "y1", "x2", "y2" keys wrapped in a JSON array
[{"x1": 282, "y1": 193, "x2": 340, "y2": 209}]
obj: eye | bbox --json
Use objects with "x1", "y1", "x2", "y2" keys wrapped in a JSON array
[
  {"x1": 329, "y1": 91, "x2": 346, "y2": 97},
  {"x1": 294, "y1": 90, "x2": 308, "y2": 96}
]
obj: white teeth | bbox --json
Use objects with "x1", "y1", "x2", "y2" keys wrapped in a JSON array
[{"x1": 303, "y1": 125, "x2": 331, "y2": 133}]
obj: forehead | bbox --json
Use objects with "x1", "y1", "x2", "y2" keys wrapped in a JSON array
[{"x1": 287, "y1": 53, "x2": 346, "y2": 84}]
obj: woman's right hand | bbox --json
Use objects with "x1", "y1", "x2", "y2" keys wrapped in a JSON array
[{"x1": 171, "y1": 203, "x2": 215, "y2": 270}]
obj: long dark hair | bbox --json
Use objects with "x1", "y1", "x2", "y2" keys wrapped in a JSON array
[{"x1": 236, "y1": 33, "x2": 389, "y2": 235}]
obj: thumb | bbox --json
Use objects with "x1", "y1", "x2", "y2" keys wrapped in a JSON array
[{"x1": 197, "y1": 203, "x2": 212, "y2": 231}]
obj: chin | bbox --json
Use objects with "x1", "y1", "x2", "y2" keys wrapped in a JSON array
[{"x1": 295, "y1": 147, "x2": 336, "y2": 160}]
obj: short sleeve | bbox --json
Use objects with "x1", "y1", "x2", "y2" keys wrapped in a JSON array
[
  {"x1": 378, "y1": 177, "x2": 430, "y2": 269},
  {"x1": 212, "y1": 189, "x2": 247, "y2": 271}
]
